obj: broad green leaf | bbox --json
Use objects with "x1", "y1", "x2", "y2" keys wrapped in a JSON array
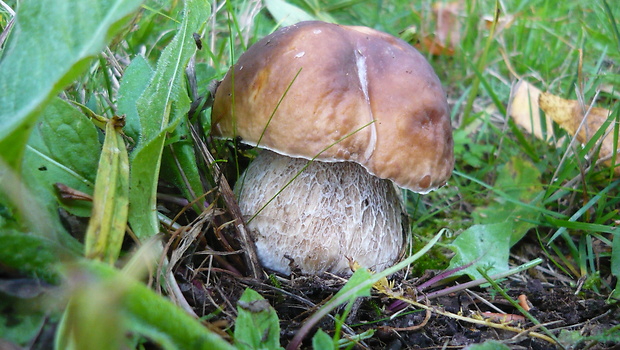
[
  {"x1": 55, "y1": 259, "x2": 236, "y2": 350},
  {"x1": 128, "y1": 0, "x2": 209, "y2": 239},
  {"x1": 14, "y1": 98, "x2": 100, "y2": 254},
  {"x1": 449, "y1": 157, "x2": 543, "y2": 280},
  {"x1": 332, "y1": 268, "x2": 373, "y2": 301},
  {"x1": 0, "y1": 230, "x2": 76, "y2": 284},
  {"x1": 117, "y1": 55, "x2": 154, "y2": 143},
  {"x1": 472, "y1": 156, "x2": 542, "y2": 245},
  {"x1": 447, "y1": 223, "x2": 512, "y2": 281},
  {"x1": 23, "y1": 97, "x2": 100, "y2": 218},
  {"x1": 0, "y1": 0, "x2": 143, "y2": 172},
  {"x1": 234, "y1": 288, "x2": 284, "y2": 350},
  {"x1": 0, "y1": 296, "x2": 47, "y2": 348},
  {"x1": 84, "y1": 116, "x2": 129, "y2": 264},
  {"x1": 311, "y1": 329, "x2": 334, "y2": 350},
  {"x1": 264, "y1": 0, "x2": 316, "y2": 27},
  {"x1": 464, "y1": 340, "x2": 511, "y2": 350}
]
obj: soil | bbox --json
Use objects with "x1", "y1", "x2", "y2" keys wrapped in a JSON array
[
  {"x1": 175, "y1": 250, "x2": 620, "y2": 350},
  {"x1": 20, "y1": 173, "x2": 618, "y2": 350}
]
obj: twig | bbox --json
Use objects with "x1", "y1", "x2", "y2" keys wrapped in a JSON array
[
  {"x1": 418, "y1": 258, "x2": 543, "y2": 301},
  {"x1": 189, "y1": 123, "x2": 262, "y2": 278}
]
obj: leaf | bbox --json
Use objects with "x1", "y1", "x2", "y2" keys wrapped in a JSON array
[
  {"x1": 448, "y1": 222, "x2": 513, "y2": 280},
  {"x1": 84, "y1": 116, "x2": 129, "y2": 264},
  {"x1": 473, "y1": 156, "x2": 542, "y2": 245},
  {"x1": 128, "y1": 0, "x2": 208, "y2": 239},
  {"x1": 161, "y1": 127, "x2": 204, "y2": 206},
  {"x1": 264, "y1": 0, "x2": 316, "y2": 27},
  {"x1": 450, "y1": 157, "x2": 542, "y2": 280},
  {"x1": 117, "y1": 55, "x2": 154, "y2": 143},
  {"x1": 0, "y1": 303, "x2": 46, "y2": 348},
  {"x1": 0, "y1": 230, "x2": 76, "y2": 284},
  {"x1": 234, "y1": 288, "x2": 284, "y2": 350},
  {"x1": 612, "y1": 229, "x2": 620, "y2": 299},
  {"x1": 408, "y1": 1, "x2": 462, "y2": 56},
  {"x1": 508, "y1": 80, "x2": 556, "y2": 141},
  {"x1": 120, "y1": 57, "x2": 203, "y2": 208},
  {"x1": 432, "y1": 1, "x2": 462, "y2": 49},
  {"x1": 23, "y1": 97, "x2": 100, "y2": 218},
  {"x1": 311, "y1": 329, "x2": 334, "y2": 350},
  {"x1": 464, "y1": 340, "x2": 511, "y2": 350},
  {"x1": 539, "y1": 91, "x2": 619, "y2": 175},
  {"x1": 17, "y1": 98, "x2": 100, "y2": 253},
  {"x1": 0, "y1": 0, "x2": 143, "y2": 172},
  {"x1": 56, "y1": 259, "x2": 236, "y2": 350},
  {"x1": 453, "y1": 129, "x2": 495, "y2": 169}
]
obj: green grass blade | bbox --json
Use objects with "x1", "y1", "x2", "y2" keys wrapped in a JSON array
[{"x1": 547, "y1": 179, "x2": 620, "y2": 244}]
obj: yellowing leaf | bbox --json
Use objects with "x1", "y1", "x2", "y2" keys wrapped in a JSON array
[
  {"x1": 84, "y1": 116, "x2": 130, "y2": 264},
  {"x1": 508, "y1": 80, "x2": 556, "y2": 141},
  {"x1": 539, "y1": 92, "x2": 619, "y2": 175}
]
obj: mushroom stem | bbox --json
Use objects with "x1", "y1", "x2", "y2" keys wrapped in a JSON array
[{"x1": 236, "y1": 150, "x2": 408, "y2": 276}]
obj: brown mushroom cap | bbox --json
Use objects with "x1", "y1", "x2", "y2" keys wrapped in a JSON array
[{"x1": 212, "y1": 21, "x2": 453, "y2": 193}]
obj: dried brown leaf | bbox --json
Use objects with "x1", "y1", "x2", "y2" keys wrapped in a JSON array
[
  {"x1": 415, "y1": 35, "x2": 455, "y2": 56},
  {"x1": 539, "y1": 92, "x2": 619, "y2": 175},
  {"x1": 508, "y1": 80, "x2": 555, "y2": 141},
  {"x1": 432, "y1": 1, "x2": 462, "y2": 49}
]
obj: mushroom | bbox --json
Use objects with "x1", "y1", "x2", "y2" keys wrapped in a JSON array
[{"x1": 212, "y1": 21, "x2": 453, "y2": 276}]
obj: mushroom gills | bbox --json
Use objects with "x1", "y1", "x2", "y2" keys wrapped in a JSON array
[{"x1": 235, "y1": 150, "x2": 408, "y2": 275}]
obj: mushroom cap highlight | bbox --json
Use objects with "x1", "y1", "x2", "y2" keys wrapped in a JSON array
[{"x1": 212, "y1": 21, "x2": 454, "y2": 193}]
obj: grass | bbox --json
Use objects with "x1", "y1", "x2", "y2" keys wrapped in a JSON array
[{"x1": 0, "y1": 0, "x2": 619, "y2": 348}]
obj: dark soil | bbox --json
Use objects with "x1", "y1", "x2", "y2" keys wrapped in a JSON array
[{"x1": 175, "y1": 255, "x2": 620, "y2": 350}]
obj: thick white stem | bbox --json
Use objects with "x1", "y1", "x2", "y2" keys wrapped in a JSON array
[{"x1": 236, "y1": 150, "x2": 407, "y2": 275}]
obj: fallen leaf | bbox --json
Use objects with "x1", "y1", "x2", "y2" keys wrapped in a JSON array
[
  {"x1": 539, "y1": 92, "x2": 619, "y2": 175},
  {"x1": 482, "y1": 13, "x2": 516, "y2": 32},
  {"x1": 508, "y1": 80, "x2": 556, "y2": 141},
  {"x1": 433, "y1": 1, "x2": 462, "y2": 49},
  {"x1": 410, "y1": 1, "x2": 462, "y2": 56},
  {"x1": 415, "y1": 35, "x2": 455, "y2": 56}
]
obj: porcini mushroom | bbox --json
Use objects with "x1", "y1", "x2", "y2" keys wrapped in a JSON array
[{"x1": 212, "y1": 21, "x2": 453, "y2": 275}]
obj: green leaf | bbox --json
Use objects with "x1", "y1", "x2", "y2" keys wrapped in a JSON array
[
  {"x1": 117, "y1": 55, "x2": 154, "y2": 143},
  {"x1": 264, "y1": 0, "x2": 316, "y2": 27},
  {"x1": 0, "y1": 0, "x2": 143, "y2": 172},
  {"x1": 23, "y1": 97, "x2": 100, "y2": 218},
  {"x1": 449, "y1": 157, "x2": 543, "y2": 280},
  {"x1": 234, "y1": 288, "x2": 284, "y2": 350},
  {"x1": 128, "y1": 0, "x2": 208, "y2": 239},
  {"x1": 0, "y1": 230, "x2": 76, "y2": 284},
  {"x1": 0, "y1": 298, "x2": 47, "y2": 347},
  {"x1": 472, "y1": 156, "x2": 542, "y2": 245},
  {"x1": 311, "y1": 329, "x2": 334, "y2": 350},
  {"x1": 161, "y1": 119, "x2": 204, "y2": 207},
  {"x1": 84, "y1": 116, "x2": 130, "y2": 264},
  {"x1": 55, "y1": 259, "x2": 236, "y2": 350},
  {"x1": 612, "y1": 229, "x2": 620, "y2": 299},
  {"x1": 448, "y1": 223, "x2": 513, "y2": 281},
  {"x1": 463, "y1": 340, "x2": 511, "y2": 350}
]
